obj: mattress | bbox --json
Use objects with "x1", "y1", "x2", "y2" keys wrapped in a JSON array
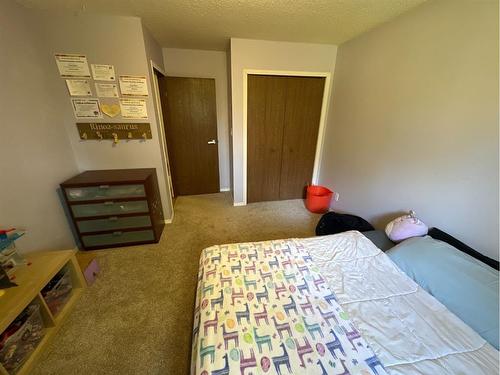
[
  {"x1": 386, "y1": 236, "x2": 499, "y2": 349},
  {"x1": 192, "y1": 231, "x2": 499, "y2": 374}
]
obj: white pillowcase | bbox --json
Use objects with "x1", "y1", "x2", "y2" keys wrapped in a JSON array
[{"x1": 385, "y1": 210, "x2": 428, "y2": 242}]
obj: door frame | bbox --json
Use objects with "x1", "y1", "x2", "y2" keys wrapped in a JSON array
[
  {"x1": 150, "y1": 60, "x2": 175, "y2": 223},
  {"x1": 242, "y1": 69, "x2": 333, "y2": 205}
]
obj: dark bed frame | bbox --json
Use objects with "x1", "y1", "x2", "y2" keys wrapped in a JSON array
[{"x1": 428, "y1": 227, "x2": 499, "y2": 271}]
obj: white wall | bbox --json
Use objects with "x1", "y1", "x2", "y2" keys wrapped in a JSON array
[
  {"x1": 0, "y1": 1, "x2": 79, "y2": 253},
  {"x1": 229, "y1": 38, "x2": 338, "y2": 204},
  {"x1": 162, "y1": 48, "x2": 231, "y2": 190},
  {"x1": 319, "y1": 0, "x2": 499, "y2": 259},
  {"x1": 36, "y1": 11, "x2": 173, "y2": 221}
]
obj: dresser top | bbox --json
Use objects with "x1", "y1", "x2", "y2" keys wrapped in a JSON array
[{"x1": 61, "y1": 168, "x2": 156, "y2": 186}]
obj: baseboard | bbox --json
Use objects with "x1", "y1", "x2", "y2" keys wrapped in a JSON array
[
  {"x1": 164, "y1": 211, "x2": 174, "y2": 224},
  {"x1": 220, "y1": 187, "x2": 230, "y2": 192},
  {"x1": 233, "y1": 201, "x2": 246, "y2": 206}
]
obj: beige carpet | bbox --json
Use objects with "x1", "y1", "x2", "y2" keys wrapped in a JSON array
[{"x1": 33, "y1": 193, "x2": 320, "y2": 375}]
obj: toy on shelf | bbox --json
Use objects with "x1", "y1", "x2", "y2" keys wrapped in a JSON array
[{"x1": 0, "y1": 228, "x2": 27, "y2": 274}]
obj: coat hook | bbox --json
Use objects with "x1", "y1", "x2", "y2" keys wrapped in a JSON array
[
  {"x1": 96, "y1": 131, "x2": 103, "y2": 140},
  {"x1": 112, "y1": 133, "x2": 119, "y2": 144}
]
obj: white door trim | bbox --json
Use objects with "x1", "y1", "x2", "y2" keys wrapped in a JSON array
[
  {"x1": 150, "y1": 60, "x2": 175, "y2": 223},
  {"x1": 241, "y1": 69, "x2": 333, "y2": 205}
]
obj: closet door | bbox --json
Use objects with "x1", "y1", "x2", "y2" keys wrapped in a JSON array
[
  {"x1": 247, "y1": 75, "x2": 287, "y2": 203},
  {"x1": 279, "y1": 76, "x2": 325, "y2": 199},
  {"x1": 247, "y1": 74, "x2": 325, "y2": 203}
]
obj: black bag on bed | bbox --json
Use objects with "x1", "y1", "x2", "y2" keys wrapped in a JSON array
[{"x1": 315, "y1": 212, "x2": 374, "y2": 236}]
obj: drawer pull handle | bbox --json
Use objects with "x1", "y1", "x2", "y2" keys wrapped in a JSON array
[
  {"x1": 104, "y1": 201, "x2": 114, "y2": 206},
  {"x1": 112, "y1": 231, "x2": 123, "y2": 236},
  {"x1": 108, "y1": 216, "x2": 118, "y2": 221},
  {"x1": 99, "y1": 185, "x2": 110, "y2": 189}
]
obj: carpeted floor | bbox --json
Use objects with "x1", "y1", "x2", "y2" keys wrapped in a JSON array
[{"x1": 33, "y1": 193, "x2": 320, "y2": 375}]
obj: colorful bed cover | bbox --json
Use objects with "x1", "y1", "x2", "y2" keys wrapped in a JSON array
[{"x1": 192, "y1": 238, "x2": 387, "y2": 375}]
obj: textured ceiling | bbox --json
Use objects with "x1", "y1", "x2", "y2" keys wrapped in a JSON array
[{"x1": 16, "y1": 0, "x2": 427, "y2": 50}]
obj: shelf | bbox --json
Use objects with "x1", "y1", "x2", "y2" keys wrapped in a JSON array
[
  {"x1": 0, "y1": 250, "x2": 85, "y2": 375},
  {"x1": 54, "y1": 289, "x2": 83, "y2": 325}
]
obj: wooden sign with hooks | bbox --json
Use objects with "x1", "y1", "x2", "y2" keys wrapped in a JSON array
[{"x1": 77, "y1": 123, "x2": 152, "y2": 143}]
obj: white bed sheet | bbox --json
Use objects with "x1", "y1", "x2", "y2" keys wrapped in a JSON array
[{"x1": 300, "y1": 231, "x2": 499, "y2": 374}]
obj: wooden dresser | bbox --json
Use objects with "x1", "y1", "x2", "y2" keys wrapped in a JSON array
[{"x1": 61, "y1": 169, "x2": 164, "y2": 250}]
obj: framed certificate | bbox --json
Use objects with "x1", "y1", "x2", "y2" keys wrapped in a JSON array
[
  {"x1": 119, "y1": 98, "x2": 148, "y2": 119},
  {"x1": 119, "y1": 75, "x2": 148, "y2": 97},
  {"x1": 55, "y1": 54, "x2": 91, "y2": 78},
  {"x1": 71, "y1": 98, "x2": 102, "y2": 119}
]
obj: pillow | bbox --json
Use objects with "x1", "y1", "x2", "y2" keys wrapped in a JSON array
[
  {"x1": 387, "y1": 236, "x2": 499, "y2": 349},
  {"x1": 385, "y1": 210, "x2": 428, "y2": 242}
]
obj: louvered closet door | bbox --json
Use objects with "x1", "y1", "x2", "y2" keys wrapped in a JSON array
[
  {"x1": 279, "y1": 76, "x2": 325, "y2": 199},
  {"x1": 247, "y1": 75, "x2": 325, "y2": 203}
]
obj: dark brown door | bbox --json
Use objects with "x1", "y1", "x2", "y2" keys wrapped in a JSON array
[
  {"x1": 247, "y1": 75, "x2": 325, "y2": 203},
  {"x1": 158, "y1": 77, "x2": 220, "y2": 196},
  {"x1": 279, "y1": 76, "x2": 325, "y2": 199},
  {"x1": 247, "y1": 76, "x2": 287, "y2": 203}
]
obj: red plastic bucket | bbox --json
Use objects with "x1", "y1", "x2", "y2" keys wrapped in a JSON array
[{"x1": 305, "y1": 185, "x2": 333, "y2": 213}]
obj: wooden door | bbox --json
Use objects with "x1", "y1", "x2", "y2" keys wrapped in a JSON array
[
  {"x1": 247, "y1": 75, "x2": 325, "y2": 203},
  {"x1": 247, "y1": 75, "x2": 287, "y2": 203},
  {"x1": 158, "y1": 77, "x2": 220, "y2": 196},
  {"x1": 279, "y1": 76, "x2": 325, "y2": 199}
]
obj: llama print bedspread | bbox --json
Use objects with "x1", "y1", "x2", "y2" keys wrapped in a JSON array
[{"x1": 191, "y1": 238, "x2": 387, "y2": 375}]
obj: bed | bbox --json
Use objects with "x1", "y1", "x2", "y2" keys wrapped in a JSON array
[{"x1": 191, "y1": 231, "x2": 499, "y2": 374}]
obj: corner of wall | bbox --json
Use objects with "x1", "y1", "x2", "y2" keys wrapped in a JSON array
[{"x1": 142, "y1": 22, "x2": 165, "y2": 72}]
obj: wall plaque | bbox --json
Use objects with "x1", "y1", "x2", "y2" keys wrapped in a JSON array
[{"x1": 77, "y1": 123, "x2": 152, "y2": 142}]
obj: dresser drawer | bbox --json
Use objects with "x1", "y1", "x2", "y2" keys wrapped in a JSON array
[
  {"x1": 65, "y1": 184, "x2": 145, "y2": 201},
  {"x1": 71, "y1": 200, "x2": 149, "y2": 218},
  {"x1": 81, "y1": 230, "x2": 155, "y2": 248},
  {"x1": 77, "y1": 215, "x2": 152, "y2": 233}
]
